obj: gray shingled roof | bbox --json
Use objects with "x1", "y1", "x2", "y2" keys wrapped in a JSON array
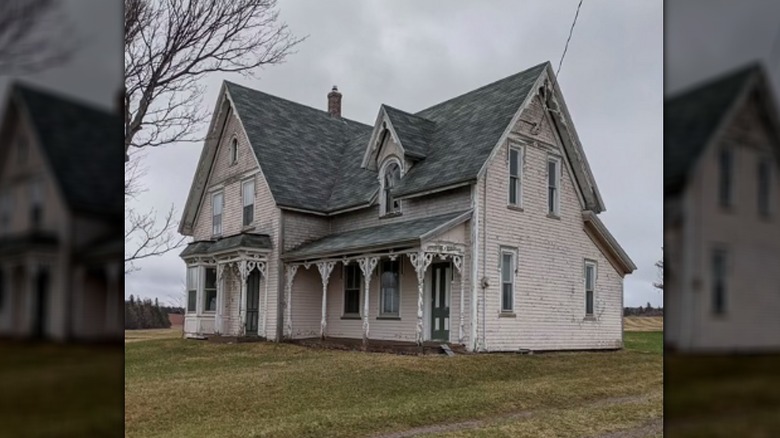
[
  {"x1": 283, "y1": 210, "x2": 470, "y2": 260},
  {"x1": 223, "y1": 62, "x2": 548, "y2": 213},
  {"x1": 13, "y1": 84, "x2": 124, "y2": 217},
  {"x1": 665, "y1": 63, "x2": 759, "y2": 195},
  {"x1": 180, "y1": 233, "x2": 273, "y2": 258}
]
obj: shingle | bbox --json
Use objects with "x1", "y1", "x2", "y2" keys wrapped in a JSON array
[
  {"x1": 14, "y1": 84, "x2": 124, "y2": 217},
  {"x1": 665, "y1": 63, "x2": 758, "y2": 195},
  {"x1": 283, "y1": 210, "x2": 470, "y2": 260},
  {"x1": 382, "y1": 105, "x2": 435, "y2": 159},
  {"x1": 180, "y1": 233, "x2": 273, "y2": 258}
]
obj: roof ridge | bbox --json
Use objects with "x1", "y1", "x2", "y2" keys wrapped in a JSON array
[
  {"x1": 666, "y1": 61, "x2": 761, "y2": 103},
  {"x1": 225, "y1": 80, "x2": 372, "y2": 128},
  {"x1": 12, "y1": 80, "x2": 116, "y2": 116},
  {"x1": 414, "y1": 61, "x2": 549, "y2": 116},
  {"x1": 382, "y1": 104, "x2": 434, "y2": 122}
]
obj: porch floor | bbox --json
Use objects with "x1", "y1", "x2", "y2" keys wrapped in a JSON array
[{"x1": 290, "y1": 337, "x2": 469, "y2": 355}]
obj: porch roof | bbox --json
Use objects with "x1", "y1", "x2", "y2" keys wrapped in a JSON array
[
  {"x1": 180, "y1": 233, "x2": 272, "y2": 259},
  {"x1": 0, "y1": 231, "x2": 58, "y2": 256},
  {"x1": 283, "y1": 210, "x2": 471, "y2": 261}
]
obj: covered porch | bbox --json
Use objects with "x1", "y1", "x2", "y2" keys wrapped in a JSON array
[
  {"x1": 180, "y1": 233, "x2": 272, "y2": 338},
  {"x1": 282, "y1": 211, "x2": 471, "y2": 348}
]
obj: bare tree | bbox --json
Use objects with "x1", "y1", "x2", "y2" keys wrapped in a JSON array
[
  {"x1": 124, "y1": 0, "x2": 305, "y2": 156},
  {"x1": 653, "y1": 250, "x2": 663, "y2": 291},
  {"x1": 0, "y1": 1, "x2": 75, "y2": 75},
  {"x1": 125, "y1": 152, "x2": 186, "y2": 273}
]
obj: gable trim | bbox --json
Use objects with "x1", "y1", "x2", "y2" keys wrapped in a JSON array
[
  {"x1": 582, "y1": 211, "x2": 636, "y2": 276},
  {"x1": 361, "y1": 106, "x2": 405, "y2": 169}
]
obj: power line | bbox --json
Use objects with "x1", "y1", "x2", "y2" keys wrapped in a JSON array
[{"x1": 556, "y1": 0, "x2": 584, "y2": 79}]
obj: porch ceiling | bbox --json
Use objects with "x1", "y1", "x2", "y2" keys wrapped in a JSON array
[
  {"x1": 180, "y1": 232, "x2": 272, "y2": 259},
  {"x1": 283, "y1": 210, "x2": 471, "y2": 261}
]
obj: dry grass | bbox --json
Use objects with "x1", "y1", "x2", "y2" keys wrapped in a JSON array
[
  {"x1": 624, "y1": 316, "x2": 663, "y2": 332},
  {"x1": 125, "y1": 332, "x2": 662, "y2": 437},
  {"x1": 125, "y1": 326, "x2": 183, "y2": 343}
]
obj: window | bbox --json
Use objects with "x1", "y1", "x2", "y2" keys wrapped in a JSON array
[
  {"x1": 0, "y1": 269, "x2": 4, "y2": 311},
  {"x1": 30, "y1": 180, "x2": 42, "y2": 228},
  {"x1": 712, "y1": 249, "x2": 727, "y2": 315},
  {"x1": 343, "y1": 264, "x2": 361, "y2": 315},
  {"x1": 547, "y1": 157, "x2": 561, "y2": 215},
  {"x1": 585, "y1": 261, "x2": 596, "y2": 315},
  {"x1": 0, "y1": 191, "x2": 10, "y2": 234},
  {"x1": 204, "y1": 267, "x2": 217, "y2": 312},
  {"x1": 187, "y1": 267, "x2": 198, "y2": 313},
  {"x1": 501, "y1": 250, "x2": 515, "y2": 312},
  {"x1": 229, "y1": 138, "x2": 238, "y2": 165},
  {"x1": 508, "y1": 146, "x2": 523, "y2": 206},
  {"x1": 242, "y1": 179, "x2": 254, "y2": 226},
  {"x1": 17, "y1": 136, "x2": 27, "y2": 165},
  {"x1": 212, "y1": 191, "x2": 223, "y2": 236},
  {"x1": 758, "y1": 158, "x2": 772, "y2": 217},
  {"x1": 381, "y1": 161, "x2": 401, "y2": 216},
  {"x1": 719, "y1": 148, "x2": 733, "y2": 208},
  {"x1": 379, "y1": 260, "x2": 400, "y2": 316}
]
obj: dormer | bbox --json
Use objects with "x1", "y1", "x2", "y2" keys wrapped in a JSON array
[{"x1": 361, "y1": 104, "x2": 434, "y2": 171}]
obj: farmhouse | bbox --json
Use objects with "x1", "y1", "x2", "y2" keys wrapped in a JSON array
[
  {"x1": 179, "y1": 61, "x2": 635, "y2": 352},
  {"x1": 0, "y1": 84, "x2": 124, "y2": 341},
  {"x1": 665, "y1": 63, "x2": 780, "y2": 352}
]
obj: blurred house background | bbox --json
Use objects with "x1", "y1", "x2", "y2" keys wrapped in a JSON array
[
  {"x1": 665, "y1": 63, "x2": 780, "y2": 352},
  {"x1": 0, "y1": 83, "x2": 123, "y2": 341}
]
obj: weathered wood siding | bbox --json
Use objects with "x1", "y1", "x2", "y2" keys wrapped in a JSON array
[{"x1": 474, "y1": 94, "x2": 623, "y2": 351}]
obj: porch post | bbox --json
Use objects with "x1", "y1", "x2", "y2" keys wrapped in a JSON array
[
  {"x1": 453, "y1": 255, "x2": 465, "y2": 344},
  {"x1": 317, "y1": 261, "x2": 336, "y2": 339},
  {"x1": 284, "y1": 264, "x2": 299, "y2": 339},
  {"x1": 104, "y1": 262, "x2": 119, "y2": 336},
  {"x1": 259, "y1": 262, "x2": 268, "y2": 339},
  {"x1": 238, "y1": 260, "x2": 249, "y2": 336},
  {"x1": 215, "y1": 263, "x2": 225, "y2": 334},
  {"x1": 357, "y1": 257, "x2": 378, "y2": 349},
  {"x1": 409, "y1": 251, "x2": 433, "y2": 346}
]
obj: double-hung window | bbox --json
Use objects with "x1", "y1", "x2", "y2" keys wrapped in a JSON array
[
  {"x1": 242, "y1": 179, "x2": 255, "y2": 226},
  {"x1": 212, "y1": 191, "x2": 223, "y2": 236},
  {"x1": 0, "y1": 191, "x2": 10, "y2": 234},
  {"x1": 758, "y1": 158, "x2": 772, "y2": 217},
  {"x1": 230, "y1": 138, "x2": 238, "y2": 165},
  {"x1": 547, "y1": 157, "x2": 561, "y2": 216},
  {"x1": 204, "y1": 267, "x2": 217, "y2": 312},
  {"x1": 712, "y1": 249, "x2": 728, "y2": 315},
  {"x1": 30, "y1": 180, "x2": 42, "y2": 228},
  {"x1": 343, "y1": 264, "x2": 361, "y2": 316},
  {"x1": 501, "y1": 249, "x2": 516, "y2": 313},
  {"x1": 186, "y1": 267, "x2": 198, "y2": 313},
  {"x1": 719, "y1": 148, "x2": 733, "y2": 208},
  {"x1": 585, "y1": 261, "x2": 596, "y2": 316},
  {"x1": 508, "y1": 145, "x2": 523, "y2": 206},
  {"x1": 379, "y1": 260, "x2": 400, "y2": 317}
]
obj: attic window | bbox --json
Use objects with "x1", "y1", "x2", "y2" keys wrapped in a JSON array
[
  {"x1": 229, "y1": 138, "x2": 238, "y2": 165},
  {"x1": 380, "y1": 160, "x2": 402, "y2": 216}
]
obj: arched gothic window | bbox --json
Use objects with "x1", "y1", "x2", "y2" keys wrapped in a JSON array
[{"x1": 381, "y1": 160, "x2": 401, "y2": 216}]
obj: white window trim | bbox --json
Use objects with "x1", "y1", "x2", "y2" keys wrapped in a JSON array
[
  {"x1": 203, "y1": 266, "x2": 217, "y2": 314},
  {"x1": 342, "y1": 263, "x2": 362, "y2": 317},
  {"x1": 241, "y1": 178, "x2": 255, "y2": 227},
  {"x1": 212, "y1": 191, "x2": 224, "y2": 237},
  {"x1": 584, "y1": 260, "x2": 597, "y2": 317},
  {"x1": 508, "y1": 143, "x2": 524, "y2": 208},
  {"x1": 500, "y1": 247, "x2": 517, "y2": 313},
  {"x1": 547, "y1": 155, "x2": 561, "y2": 216},
  {"x1": 378, "y1": 259, "x2": 401, "y2": 318},
  {"x1": 186, "y1": 265, "x2": 199, "y2": 314},
  {"x1": 379, "y1": 157, "x2": 404, "y2": 217}
]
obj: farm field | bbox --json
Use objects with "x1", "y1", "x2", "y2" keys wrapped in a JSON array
[
  {"x1": 623, "y1": 316, "x2": 663, "y2": 332},
  {"x1": 125, "y1": 331, "x2": 662, "y2": 437}
]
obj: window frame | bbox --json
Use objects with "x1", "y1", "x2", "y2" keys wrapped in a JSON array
[
  {"x1": 547, "y1": 156, "x2": 561, "y2": 216},
  {"x1": 343, "y1": 264, "x2": 361, "y2": 317},
  {"x1": 378, "y1": 259, "x2": 401, "y2": 318},
  {"x1": 229, "y1": 137, "x2": 238, "y2": 165},
  {"x1": 0, "y1": 190, "x2": 10, "y2": 234},
  {"x1": 212, "y1": 191, "x2": 224, "y2": 237},
  {"x1": 718, "y1": 148, "x2": 734, "y2": 209},
  {"x1": 508, "y1": 144, "x2": 524, "y2": 208},
  {"x1": 29, "y1": 179, "x2": 43, "y2": 228},
  {"x1": 241, "y1": 178, "x2": 255, "y2": 227},
  {"x1": 584, "y1": 260, "x2": 597, "y2": 317},
  {"x1": 500, "y1": 247, "x2": 517, "y2": 313},
  {"x1": 758, "y1": 157, "x2": 772, "y2": 218},
  {"x1": 186, "y1": 266, "x2": 199, "y2": 314},
  {"x1": 203, "y1": 266, "x2": 217, "y2": 313},
  {"x1": 379, "y1": 158, "x2": 403, "y2": 217}
]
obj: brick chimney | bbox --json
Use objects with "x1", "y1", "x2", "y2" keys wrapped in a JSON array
[{"x1": 327, "y1": 85, "x2": 342, "y2": 118}]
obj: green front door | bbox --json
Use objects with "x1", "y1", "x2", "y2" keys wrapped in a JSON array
[
  {"x1": 245, "y1": 270, "x2": 261, "y2": 336},
  {"x1": 431, "y1": 263, "x2": 450, "y2": 341}
]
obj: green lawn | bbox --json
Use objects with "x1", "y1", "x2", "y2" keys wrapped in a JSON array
[
  {"x1": 125, "y1": 331, "x2": 662, "y2": 437},
  {"x1": 0, "y1": 342, "x2": 124, "y2": 437},
  {"x1": 665, "y1": 353, "x2": 780, "y2": 437}
]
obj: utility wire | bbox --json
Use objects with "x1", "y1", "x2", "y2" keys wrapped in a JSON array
[{"x1": 532, "y1": 0, "x2": 583, "y2": 133}]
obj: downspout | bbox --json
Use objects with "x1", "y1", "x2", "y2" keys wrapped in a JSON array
[
  {"x1": 470, "y1": 184, "x2": 479, "y2": 351},
  {"x1": 482, "y1": 167, "x2": 488, "y2": 351},
  {"x1": 276, "y1": 209, "x2": 285, "y2": 342}
]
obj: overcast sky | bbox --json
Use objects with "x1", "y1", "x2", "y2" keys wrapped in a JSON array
[{"x1": 122, "y1": 0, "x2": 663, "y2": 308}]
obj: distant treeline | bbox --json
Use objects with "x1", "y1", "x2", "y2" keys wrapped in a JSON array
[
  {"x1": 624, "y1": 303, "x2": 664, "y2": 317},
  {"x1": 125, "y1": 295, "x2": 172, "y2": 330}
]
